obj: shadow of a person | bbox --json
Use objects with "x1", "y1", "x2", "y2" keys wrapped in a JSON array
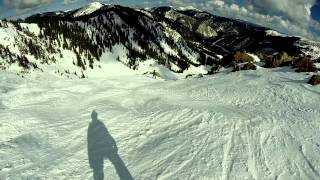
[{"x1": 87, "y1": 110, "x2": 133, "y2": 180}]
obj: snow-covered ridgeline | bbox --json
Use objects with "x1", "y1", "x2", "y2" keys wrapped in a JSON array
[{"x1": 72, "y1": 2, "x2": 104, "y2": 17}]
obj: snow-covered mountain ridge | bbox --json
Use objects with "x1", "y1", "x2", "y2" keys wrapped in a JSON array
[
  {"x1": 72, "y1": 2, "x2": 104, "y2": 17},
  {"x1": 0, "y1": 3, "x2": 319, "y2": 78}
]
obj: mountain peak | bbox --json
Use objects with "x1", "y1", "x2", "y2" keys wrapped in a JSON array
[
  {"x1": 3, "y1": 3, "x2": 320, "y2": 79},
  {"x1": 72, "y1": 2, "x2": 104, "y2": 17}
]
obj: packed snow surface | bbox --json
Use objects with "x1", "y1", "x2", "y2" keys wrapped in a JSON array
[{"x1": 0, "y1": 67, "x2": 320, "y2": 179}]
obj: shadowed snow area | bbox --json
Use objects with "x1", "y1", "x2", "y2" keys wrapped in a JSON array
[{"x1": 0, "y1": 68, "x2": 320, "y2": 179}]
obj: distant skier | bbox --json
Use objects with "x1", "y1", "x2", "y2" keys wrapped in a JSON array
[{"x1": 152, "y1": 70, "x2": 157, "y2": 79}]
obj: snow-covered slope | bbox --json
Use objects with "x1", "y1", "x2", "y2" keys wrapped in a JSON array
[
  {"x1": 0, "y1": 2, "x2": 319, "y2": 179},
  {"x1": 0, "y1": 67, "x2": 319, "y2": 179},
  {"x1": 295, "y1": 39, "x2": 320, "y2": 60},
  {"x1": 72, "y1": 2, "x2": 104, "y2": 17},
  {"x1": 265, "y1": 30, "x2": 291, "y2": 37},
  {"x1": 266, "y1": 30, "x2": 320, "y2": 60}
]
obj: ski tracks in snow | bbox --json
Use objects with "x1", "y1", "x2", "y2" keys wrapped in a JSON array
[{"x1": 0, "y1": 69, "x2": 320, "y2": 179}]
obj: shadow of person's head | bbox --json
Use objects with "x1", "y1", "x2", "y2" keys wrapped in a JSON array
[{"x1": 91, "y1": 110, "x2": 98, "y2": 121}]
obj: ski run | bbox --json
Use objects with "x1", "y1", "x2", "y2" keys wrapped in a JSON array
[{"x1": 0, "y1": 65, "x2": 320, "y2": 180}]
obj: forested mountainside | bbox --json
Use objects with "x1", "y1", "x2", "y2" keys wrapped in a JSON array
[{"x1": 0, "y1": 2, "x2": 319, "y2": 78}]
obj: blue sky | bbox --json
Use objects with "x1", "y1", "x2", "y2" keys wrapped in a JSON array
[
  {"x1": 312, "y1": 1, "x2": 320, "y2": 21},
  {"x1": 0, "y1": 0, "x2": 320, "y2": 40}
]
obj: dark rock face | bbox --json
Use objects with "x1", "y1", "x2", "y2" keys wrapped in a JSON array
[
  {"x1": 208, "y1": 65, "x2": 223, "y2": 74},
  {"x1": 294, "y1": 57, "x2": 317, "y2": 72},
  {"x1": 308, "y1": 75, "x2": 320, "y2": 85},
  {"x1": 242, "y1": 62, "x2": 257, "y2": 71}
]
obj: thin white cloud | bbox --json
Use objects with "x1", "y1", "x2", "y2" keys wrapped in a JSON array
[
  {"x1": 63, "y1": 0, "x2": 79, "y2": 5},
  {"x1": 4, "y1": 0, "x2": 51, "y2": 9}
]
